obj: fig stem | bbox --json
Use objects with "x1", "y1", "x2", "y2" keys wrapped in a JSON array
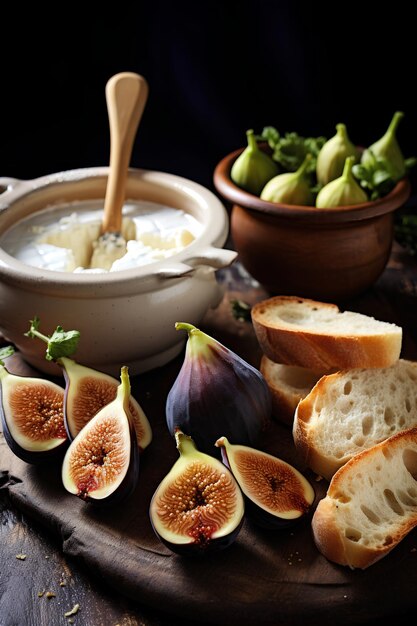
[
  {"x1": 246, "y1": 129, "x2": 258, "y2": 152},
  {"x1": 294, "y1": 153, "x2": 312, "y2": 179},
  {"x1": 174, "y1": 430, "x2": 197, "y2": 456},
  {"x1": 118, "y1": 365, "x2": 131, "y2": 403},
  {"x1": 336, "y1": 123, "x2": 347, "y2": 140},
  {"x1": 342, "y1": 155, "x2": 355, "y2": 179},
  {"x1": 175, "y1": 322, "x2": 198, "y2": 335},
  {"x1": 215, "y1": 436, "x2": 228, "y2": 448},
  {"x1": 27, "y1": 327, "x2": 50, "y2": 345},
  {"x1": 387, "y1": 111, "x2": 404, "y2": 138}
]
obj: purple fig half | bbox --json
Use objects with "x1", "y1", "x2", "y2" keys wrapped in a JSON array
[
  {"x1": 62, "y1": 366, "x2": 139, "y2": 505},
  {"x1": 0, "y1": 364, "x2": 67, "y2": 465},
  {"x1": 216, "y1": 437, "x2": 315, "y2": 529},
  {"x1": 150, "y1": 430, "x2": 244, "y2": 555},
  {"x1": 60, "y1": 357, "x2": 152, "y2": 451}
]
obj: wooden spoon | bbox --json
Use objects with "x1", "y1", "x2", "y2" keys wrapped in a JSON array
[{"x1": 90, "y1": 72, "x2": 149, "y2": 269}]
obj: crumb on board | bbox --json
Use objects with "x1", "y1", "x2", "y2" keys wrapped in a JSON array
[
  {"x1": 15, "y1": 554, "x2": 27, "y2": 560},
  {"x1": 64, "y1": 604, "x2": 80, "y2": 617},
  {"x1": 45, "y1": 592, "x2": 56, "y2": 599},
  {"x1": 38, "y1": 591, "x2": 45, "y2": 598}
]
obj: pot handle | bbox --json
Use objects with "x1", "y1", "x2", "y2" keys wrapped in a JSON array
[
  {"x1": 154, "y1": 248, "x2": 237, "y2": 280},
  {"x1": 0, "y1": 177, "x2": 21, "y2": 195},
  {"x1": 185, "y1": 246, "x2": 237, "y2": 269}
]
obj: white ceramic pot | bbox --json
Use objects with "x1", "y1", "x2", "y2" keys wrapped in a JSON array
[{"x1": 0, "y1": 167, "x2": 236, "y2": 375}]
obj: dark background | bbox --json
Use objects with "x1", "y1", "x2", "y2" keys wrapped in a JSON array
[{"x1": 1, "y1": 1, "x2": 416, "y2": 194}]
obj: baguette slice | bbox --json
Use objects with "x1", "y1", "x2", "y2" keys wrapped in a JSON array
[
  {"x1": 293, "y1": 359, "x2": 417, "y2": 480},
  {"x1": 251, "y1": 296, "x2": 402, "y2": 370},
  {"x1": 312, "y1": 427, "x2": 417, "y2": 569},
  {"x1": 260, "y1": 355, "x2": 326, "y2": 426}
]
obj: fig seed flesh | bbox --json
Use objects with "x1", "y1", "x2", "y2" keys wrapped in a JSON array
[
  {"x1": 62, "y1": 366, "x2": 140, "y2": 504},
  {"x1": 0, "y1": 367, "x2": 67, "y2": 463},
  {"x1": 67, "y1": 414, "x2": 130, "y2": 499},
  {"x1": 9, "y1": 381, "x2": 66, "y2": 443},
  {"x1": 233, "y1": 449, "x2": 312, "y2": 516},
  {"x1": 154, "y1": 460, "x2": 238, "y2": 545},
  {"x1": 150, "y1": 431, "x2": 244, "y2": 554},
  {"x1": 61, "y1": 358, "x2": 152, "y2": 450},
  {"x1": 216, "y1": 437, "x2": 315, "y2": 528}
]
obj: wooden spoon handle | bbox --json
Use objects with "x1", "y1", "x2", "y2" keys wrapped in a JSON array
[{"x1": 101, "y1": 72, "x2": 149, "y2": 233}]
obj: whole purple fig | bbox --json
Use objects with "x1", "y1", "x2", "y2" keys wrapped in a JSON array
[{"x1": 166, "y1": 322, "x2": 271, "y2": 456}]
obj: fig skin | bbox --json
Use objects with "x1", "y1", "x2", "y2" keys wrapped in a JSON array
[
  {"x1": 216, "y1": 437, "x2": 315, "y2": 529},
  {"x1": 61, "y1": 366, "x2": 139, "y2": 505},
  {"x1": 260, "y1": 154, "x2": 314, "y2": 205},
  {"x1": 149, "y1": 430, "x2": 245, "y2": 555},
  {"x1": 316, "y1": 123, "x2": 359, "y2": 186},
  {"x1": 60, "y1": 357, "x2": 152, "y2": 451},
  {"x1": 361, "y1": 111, "x2": 406, "y2": 181},
  {"x1": 316, "y1": 156, "x2": 368, "y2": 208},
  {"x1": 0, "y1": 364, "x2": 67, "y2": 465},
  {"x1": 166, "y1": 323, "x2": 271, "y2": 457},
  {"x1": 231, "y1": 129, "x2": 279, "y2": 195}
]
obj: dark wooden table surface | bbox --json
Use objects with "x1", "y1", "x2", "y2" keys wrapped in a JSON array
[{"x1": 2, "y1": 250, "x2": 417, "y2": 626}]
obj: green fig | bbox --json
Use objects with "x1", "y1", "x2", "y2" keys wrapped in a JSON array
[
  {"x1": 316, "y1": 123, "x2": 359, "y2": 185},
  {"x1": 361, "y1": 111, "x2": 406, "y2": 181},
  {"x1": 316, "y1": 156, "x2": 368, "y2": 208},
  {"x1": 260, "y1": 155, "x2": 314, "y2": 205},
  {"x1": 230, "y1": 129, "x2": 279, "y2": 195}
]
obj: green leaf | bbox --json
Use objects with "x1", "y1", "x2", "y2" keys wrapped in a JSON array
[
  {"x1": 46, "y1": 326, "x2": 80, "y2": 361},
  {"x1": 0, "y1": 345, "x2": 15, "y2": 365},
  {"x1": 352, "y1": 164, "x2": 371, "y2": 182},
  {"x1": 259, "y1": 127, "x2": 327, "y2": 173},
  {"x1": 405, "y1": 157, "x2": 417, "y2": 171},
  {"x1": 372, "y1": 169, "x2": 393, "y2": 186},
  {"x1": 25, "y1": 316, "x2": 80, "y2": 362},
  {"x1": 260, "y1": 126, "x2": 280, "y2": 148}
]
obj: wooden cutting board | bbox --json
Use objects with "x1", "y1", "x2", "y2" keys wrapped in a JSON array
[{"x1": 2, "y1": 255, "x2": 417, "y2": 625}]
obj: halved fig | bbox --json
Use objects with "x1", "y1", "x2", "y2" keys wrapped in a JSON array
[
  {"x1": 216, "y1": 437, "x2": 315, "y2": 529},
  {"x1": 150, "y1": 430, "x2": 244, "y2": 554},
  {"x1": 60, "y1": 357, "x2": 152, "y2": 451},
  {"x1": 0, "y1": 361, "x2": 67, "y2": 464},
  {"x1": 25, "y1": 318, "x2": 152, "y2": 451},
  {"x1": 62, "y1": 366, "x2": 139, "y2": 505}
]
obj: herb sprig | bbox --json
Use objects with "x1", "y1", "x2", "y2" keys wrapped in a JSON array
[
  {"x1": 25, "y1": 317, "x2": 80, "y2": 361},
  {"x1": 260, "y1": 127, "x2": 326, "y2": 174}
]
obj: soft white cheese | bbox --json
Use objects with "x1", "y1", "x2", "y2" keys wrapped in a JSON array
[{"x1": 0, "y1": 200, "x2": 201, "y2": 273}]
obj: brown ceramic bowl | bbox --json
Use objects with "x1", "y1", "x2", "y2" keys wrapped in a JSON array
[{"x1": 213, "y1": 147, "x2": 411, "y2": 301}]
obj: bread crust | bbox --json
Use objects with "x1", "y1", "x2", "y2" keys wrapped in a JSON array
[
  {"x1": 312, "y1": 427, "x2": 417, "y2": 569},
  {"x1": 251, "y1": 296, "x2": 402, "y2": 370},
  {"x1": 293, "y1": 372, "x2": 350, "y2": 480}
]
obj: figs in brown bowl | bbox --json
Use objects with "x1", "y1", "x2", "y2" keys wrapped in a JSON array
[{"x1": 213, "y1": 147, "x2": 411, "y2": 302}]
